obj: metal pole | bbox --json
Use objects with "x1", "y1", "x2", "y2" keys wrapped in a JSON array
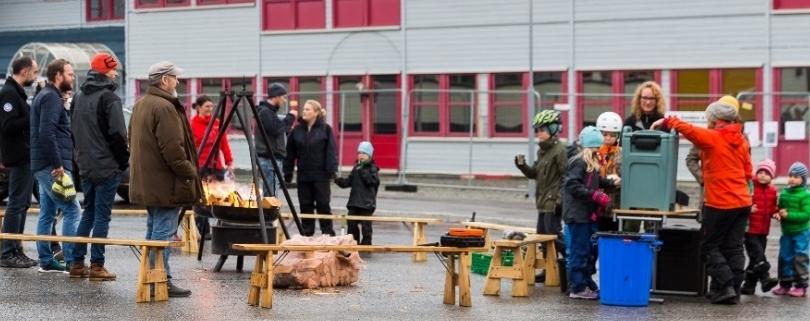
[
  {"x1": 339, "y1": 92, "x2": 346, "y2": 174},
  {"x1": 467, "y1": 90, "x2": 475, "y2": 184},
  {"x1": 395, "y1": 0, "x2": 410, "y2": 185},
  {"x1": 232, "y1": 94, "x2": 268, "y2": 244},
  {"x1": 527, "y1": 0, "x2": 535, "y2": 163}
]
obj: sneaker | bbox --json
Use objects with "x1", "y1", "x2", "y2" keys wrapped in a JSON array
[
  {"x1": 772, "y1": 286, "x2": 791, "y2": 296},
  {"x1": 0, "y1": 256, "x2": 30, "y2": 268},
  {"x1": 69, "y1": 262, "x2": 89, "y2": 278},
  {"x1": 710, "y1": 286, "x2": 737, "y2": 304},
  {"x1": 569, "y1": 289, "x2": 598, "y2": 300},
  {"x1": 788, "y1": 287, "x2": 807, "y2": 298},
  {"x1": 89, "y1": 263, "x2": 116, "y2": 281},
  {"x1": 168, "y1": 281, "x2": 192, "y2": 297},
  {"x1": 761, "y1": 278, "x2": 779, "y2": 293},
  {"x1": 38, "y1": 260, "x2": 67, "y2": 273},
  {"x1": 53, "y1": 250, "x2": 64, "y2": 263},
  {"x1": 740, "y1": 281, "x2": 756, "y2": 295},
  {"x1": 17, "y1": 253, "x2": 38, "y2": 267}
]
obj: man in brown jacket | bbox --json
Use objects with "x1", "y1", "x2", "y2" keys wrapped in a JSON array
[{"x1": 129, "y1": 61, "x2": 202, "y2": 297}]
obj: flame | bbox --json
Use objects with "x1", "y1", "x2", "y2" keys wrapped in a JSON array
[{"x1": 203, "y1": 180, "x2": 281, "y2": 209}]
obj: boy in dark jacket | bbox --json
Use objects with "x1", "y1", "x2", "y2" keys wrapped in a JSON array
[
  {"x1": 335, "y1": 141, "x2": 380, "y2": 245},
  {"x1": 742, "y1": 159, "x2": 780, "y2": 295}
]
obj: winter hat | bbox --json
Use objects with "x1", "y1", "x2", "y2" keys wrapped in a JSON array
[
  {"x1": 90, "y1": 53, "x2": 118, "y2": 74},
  {"x1": 705, "y1": 95, "x2": 740, "y2": 122},
  {"x1": 789, "y1": 162, "x2": 808, "y2": 184},
  {"x1": 756, "y1": 159, "x2": 776, "y2": 178},
  {"x1": 578, "y1": 126, "x2": 604, "y2": 148},
  {"x1": 357, "y1": 141, "x2": 374, "y2": 157},
  {"x1": 267, "y1": 82, "x2": 288, "y2": 98}
]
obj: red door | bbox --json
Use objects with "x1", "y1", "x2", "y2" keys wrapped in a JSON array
[
  {"x1": 334, "y1": 75, "x2": 401, "y2": 170},
  {"x1": 773, "y1": 94, "x2": 810, "y2": 176}
]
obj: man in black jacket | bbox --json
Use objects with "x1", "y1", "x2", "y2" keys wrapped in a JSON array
[
  {"x1": 69, "y1": 53, "x2": 128, "y2": 281},
  {"x1": 0, "y1": 57, "x2": 39, "y2": 268},
  {"x1": 255, "y1": 83, "x2": 297, "y2": 196}
]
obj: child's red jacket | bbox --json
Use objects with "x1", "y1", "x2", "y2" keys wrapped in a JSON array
[{"x1": 749, "y1": 182, "x2": 777, "y2": 235}]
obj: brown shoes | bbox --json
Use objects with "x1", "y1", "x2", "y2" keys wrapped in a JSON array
[
  {"x1": 89, "y1": 263, "x2": 116, "y2": 281},
  {"x1": 69, "y1": 262, "x2": 89, "y2": 278}
]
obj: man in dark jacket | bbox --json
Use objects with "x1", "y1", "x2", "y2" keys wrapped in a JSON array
[
  {"x1": 0, "y1": 56, "x2": 39, "y2": 268},
  {"x1": 335, "y1": 141, "x2": 380, "y2": 245},
  {"x1": 30, "y1": 58, "x2": 81, "y2": 273},
  {"x1": 69, "y1": 53, "x2": 128, "y2": 281},
  {"x1": 255, "y1": 83, "x2": 297, "y2": 196},
  {"x1": 129, "y1": 61, "x2": 202, "y2": 297}
]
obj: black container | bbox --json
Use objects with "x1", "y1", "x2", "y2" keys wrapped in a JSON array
[
  {"x1": 210, "y1": 205, "x2": 279, "y2": 223},
  {"x1": 211, "y1": 223, "x2": 276, "y2": 256},
  {"x1": 655, "y1": 226, "x2": 706, "y2": 295},
  {"x1": 439, "y1": 235, "x2": 485, "y2": 247}
]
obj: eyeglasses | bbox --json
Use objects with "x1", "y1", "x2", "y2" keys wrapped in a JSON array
[{"x1": 640, "y1": 96, "x2": 657, "y2": 101}]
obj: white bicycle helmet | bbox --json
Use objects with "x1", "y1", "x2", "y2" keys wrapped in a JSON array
[{"x1": 596, "y1": 112, "x2": 623, "y2": 133}]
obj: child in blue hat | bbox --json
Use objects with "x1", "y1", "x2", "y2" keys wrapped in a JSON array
[{"x1": 335, "y1": 141, "x2": 380, "y2": 245}]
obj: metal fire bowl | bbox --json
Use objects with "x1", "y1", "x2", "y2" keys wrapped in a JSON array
[{"x1": 209, "y1": 205, "x2": 279, "y2": 223}]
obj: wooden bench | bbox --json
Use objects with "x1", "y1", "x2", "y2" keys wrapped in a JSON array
[
  {"x1": 461, "y1": 221, "x2": 535, "y2": 248},
  {"x1": 178, "y1": 211, "x2": 200, "y2": 254},
  {"x1": 279, "y1": 213, "x2": 442, "y2": 262},
  {"x1": 483, "y1": 234, "x2": 560, "y2": 297},
  {"x1": 0, "y1": 233, "x2": 181, "y2": 303},
  {"x1": 232, "y1": 244, "x2": 487, "y2": 309}
]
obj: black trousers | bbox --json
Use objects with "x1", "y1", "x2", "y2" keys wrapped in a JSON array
[
  {"x1": 347, "y1": 207, "x2": 374, "y2": 245},
  {"x1": 536, "y1": 204, "x2": 565, "y2": 258},
  {"x1": 297, "y1": 180, "x2": 335, "y2": 236},
  {"x1": 744, "y1": 234, "x2": 772, "y2": 282},
  {"x1": 701, "y1": 206, "x2": 749, "y2": 293}
]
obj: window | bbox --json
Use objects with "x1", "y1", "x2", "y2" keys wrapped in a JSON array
[
  {"x1": 371, "y1": 75, "x2": 398, "y2": 134},
  {"x1": 197, "y1": 78, "x2": 256, "y2": 129},
  {"x1": 334, "y1": 0, "x2": 400, "y2": 28},
  {"x1": 576, "y1": 70, "x2": 657, "y2": 131},
  {"x1": 491, "y1": 73, "x2": 525, "y2": 136},
  {"x1": 410, "y1": 74, "x2": 476, "y2": 136},
  {"x1": 198, "y1": 0, "x2": 254, "y2": 5},
  {"x1": 263, "y1": 0, "x2": 325, "y2": 31},
  {"x1": 533, "y1": 71, "x2": 566, "y2": 136},
  {"x1": 776, "y1": 67, "x2": 810, "y2": 135},
  {"x1": 335, "y1": 76, "x2": 364, "y2": 132},
  {"x1": 774, "y1": 0, "x2": 810, "y2": 9},
  {"x1": 87, "y1": 0, "x2": 125, "y2": 21},
  {"x1": 672, "y1": 68, "x2": 759, "y2": 122},
  {"x1": 263, "y1": 76, "x2": 325, "y2": 110},
  {"x1": 135, "y1": 0, "x2": 190, "y2": 9},
  {"x1": 136, "y1": 79, "x2": 191, "y2": 113}
]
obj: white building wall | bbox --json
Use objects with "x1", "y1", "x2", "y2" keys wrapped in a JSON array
[
  {"x1": 0, "y1": 0, "x2": 123, "y2": 32},
  {"x1": 771, "y1": 13, "x2": 810, "y2": 66}
]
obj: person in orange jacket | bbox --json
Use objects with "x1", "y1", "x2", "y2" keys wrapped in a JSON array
[{"x1": 652, "y1": 95, "x2": 752, "y2": 305}]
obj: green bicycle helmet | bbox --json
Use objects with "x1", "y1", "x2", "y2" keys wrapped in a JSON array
[{"x1": 532, "y1": 110, "x2": 562, "y2": 135}]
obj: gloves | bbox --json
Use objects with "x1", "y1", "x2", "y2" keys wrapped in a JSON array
[
  {"x1": 515, "y1": 154, "x2": 526, "y2": 167},
  {"x1": 591, "y1": 191, "x2": 610, "y2": 208}
]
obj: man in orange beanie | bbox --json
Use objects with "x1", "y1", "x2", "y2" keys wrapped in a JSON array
[{"x1": 69, "y1": 52, "x2": 128, "y2": 281}]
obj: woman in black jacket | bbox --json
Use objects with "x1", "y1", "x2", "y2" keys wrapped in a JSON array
[{"x1": 284, "y1": 100, "x2": 337, "y2": 236}]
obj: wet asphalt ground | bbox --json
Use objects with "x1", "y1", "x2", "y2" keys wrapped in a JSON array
[{"x1": 0, "y1": 182, "x2": 807, "y2": 321}]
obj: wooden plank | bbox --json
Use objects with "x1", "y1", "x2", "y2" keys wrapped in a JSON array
[
  {"x1": 544, "y1": 240, "x2": 560, "y2": 287},
  {"x1": 458, "y1": 253, "x2": 472, "y2": 307},
  {"x1": 153, "y1": 248, "x2": 169, "y2": 302},
  {"x1": 135, "y1": 246, "x2": 151, "y2": 303},
  {"x1": 483, "y1": 248, "x2": 503, "y2": 296},
  {"x1": 461, "y1": 221, "x2": 535, "y2": 234},
  {"x1": 488, "y1": 266, "x2": 523, "y2": 279},
  {"x1": 280, "y1": 213, "x2": 442, "y2": 224},
  {"x1": 510, "y1": 247, "x2": 529, "y2": 297},
  {"x1": 443, "y1": 253, "x2": 456, "y2": 305},
  {"x1": 0, "y1": 233, "x2": 179, "y2": 247},
  {"x1": 612, "y1": 208, "x2": 700, "y2": 217},
  {"x1": 492, "y1": 235, "x2": 557, "y2": 247},
  {"x1": 232, "y1": 244, "x2": 488, "y2": 253},
  {"x1": 248, "y1": 253, "x2": 265, "y2": 306},
  {"x1": 261, "y1": 251, "x2": 274, "y2": 309},
  {"x1": 412, "y1": 223, "x2": 427, "y2": 262}
]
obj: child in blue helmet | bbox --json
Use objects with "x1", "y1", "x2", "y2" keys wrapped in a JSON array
[
  {"x1": 335, "y1": 141, "x2": 380, "y2": 245},
  {"x1": 563, "y1": 126, "x2": 617, "y2": 300}
]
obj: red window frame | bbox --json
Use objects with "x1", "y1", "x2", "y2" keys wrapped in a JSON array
[
  {"x1": 333, "y1": 0, "x2": 400, "y2": 28},
  {"x1": 86, "y1": 0, "x2": 125, "y2": 21},
  {"x1": 262, "y1": 0, "x2": 325, "y2": 31},
  {"x1": 135, "y1": 0, "x2": 191, "y2": 9},
  {"x1": 198, "y1": 0, "x2": 254, "y2": 5},
  {"x1": 262, "y1": 76, "x2": 326, "y2": 107},
  {"x1": 774, "y1": 0, "x2": 810, "y2": 9},
  {"x1": 409, "y1": 74, "x2": 477, "y2": 137},
  {"x1": 575, "y1": 70, "x2": 661, "y2": 133}
]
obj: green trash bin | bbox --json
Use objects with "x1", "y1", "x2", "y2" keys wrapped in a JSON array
[{"x1": 620, "y1": 127, "x2": 679, "y2": 211}]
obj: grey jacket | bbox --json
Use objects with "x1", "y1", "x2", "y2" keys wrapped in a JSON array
[
  {"x1": 685, "y1": 146, "x2": 703, "y2": 185},
  {"x1": 71, "y1": 71, "x2": 129, "y2": 182}
]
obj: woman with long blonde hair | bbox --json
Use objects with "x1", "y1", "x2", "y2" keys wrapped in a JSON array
[
  {"x1": 624, "y1": 81, "x2": 666, "y2": 131},
  {"x1": 283, "y1": 99, "x2": 338, "y2": 236}
]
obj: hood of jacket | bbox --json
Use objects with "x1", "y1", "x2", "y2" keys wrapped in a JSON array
[
  {"x1": 716, "y1": 123, "x2": 746, "y2": 148},
  {"x1": 80, "y1": 70, "x2": 118, "y2": 95}
]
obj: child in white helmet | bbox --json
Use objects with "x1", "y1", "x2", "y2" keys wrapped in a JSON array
[{"x1": 595, "y1": 112, "x2": 623, "y2": 232}]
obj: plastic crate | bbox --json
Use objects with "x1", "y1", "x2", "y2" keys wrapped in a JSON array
[{"x1": 471, "y1": 251, "x2": 515, "y2": 275}]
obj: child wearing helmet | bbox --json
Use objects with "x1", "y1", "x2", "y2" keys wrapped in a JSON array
[
  {"x1": 562, "y1": 126, "x2": 617, "y2": 300},
  {"x1": 515, "y1": 110, "x2": 567, "y2": 259},
  {"x1": 651, "y1": 96, "x2": 752, "y2": 304},
  {"x1": 595, "y1": 112, "x2": 623, "y2": 231}
]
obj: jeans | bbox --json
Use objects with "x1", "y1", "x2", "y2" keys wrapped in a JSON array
[
  {"x1": 74, "y1": 175, "x2": 121, "y2": 265},
  {"x1": 1, "y1": 164, "x2": 33, "y2": 259},
  {"x1": 778, "y1": 229, "x2": 810, "y2": 288},
  {"x1": 567, "y1": 223, "x2": 596, "y2": 293},
  {"x1": 701, "y1": 206, "x2": 749, "y2": 293},
  {"x1": 258, "y1": 157, "x2": 283, "y2": 197},
  {"x1": 297, "y1": 180, "x2": 335, "y2": 236},
  {"x1": 347, "y1": 207, "x2": 374, "y2": 245},
  {"x1": 34, "y1": 168, "x2": 80, "y2": 267},
  {"x1": 146, "y1": 207, "x2": 181, "y2": 277}
]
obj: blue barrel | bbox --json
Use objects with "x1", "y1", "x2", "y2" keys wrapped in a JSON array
[{"x1": 597, "y1": 232, "x2": 661, "y2": 307}]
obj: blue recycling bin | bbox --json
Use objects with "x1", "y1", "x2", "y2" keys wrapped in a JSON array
[{"x1": 597, "y1": 232, "x2": 661, "y2": 307}]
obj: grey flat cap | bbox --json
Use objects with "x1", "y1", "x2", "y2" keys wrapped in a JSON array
[{"x1": 147, "y1": 61, "x2": 183, "y2": 81}]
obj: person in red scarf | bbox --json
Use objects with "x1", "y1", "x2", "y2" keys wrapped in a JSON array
[
  {"x1": 595, "y1": 111, "x2": 623, "y2": 232},
  {"x1": 191, "y1": 95, "x2": 233, "y2": 181},
  {"x1": 652, "y1": 95, "x2": 752, "y2": 305}
]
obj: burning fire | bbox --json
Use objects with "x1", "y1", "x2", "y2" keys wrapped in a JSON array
[{"x1": 203, "y1": 180, "x2": 281, "y2": 209}]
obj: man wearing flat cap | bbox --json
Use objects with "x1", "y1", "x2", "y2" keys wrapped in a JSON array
[{"x1": 129, "y1": 61, "x2": 202, "y2": 297}]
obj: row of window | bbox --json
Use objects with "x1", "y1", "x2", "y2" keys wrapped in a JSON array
[{"x1": 134, "y1": 67, "x2": 810, "y2": 138}]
